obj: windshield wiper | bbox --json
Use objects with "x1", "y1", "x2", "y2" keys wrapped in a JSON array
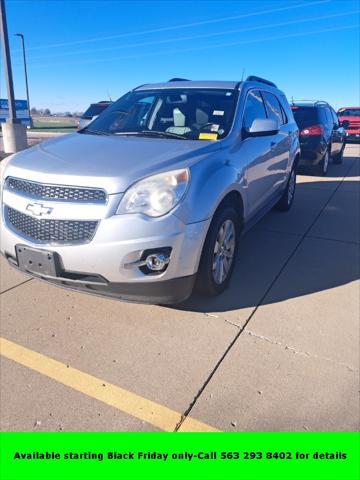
[
  {"x1": 79, "y1": 129, "x2": 111, "y2": 136},
  {"x1": 114, "y1": 130, "x2": 188, "y2": 140},
  {"x1": 136, "y1": 130, "x2": 189, "y2": 140},
  {"x1": 90, "y1": 130, "x2": 190, "y2": 139}
]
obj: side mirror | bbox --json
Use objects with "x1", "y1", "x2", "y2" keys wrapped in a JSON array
[
  {"x1": 248, "y1": 118, "x2": 279, "y2": 137},
  {"x1": 340, "y1": 120, "x2": 350, "y2": 129}
]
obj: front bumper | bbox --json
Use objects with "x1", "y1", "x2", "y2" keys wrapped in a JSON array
[
  {"x1": 1, "y1": 208, "x2": 210, "y2": 304},
  {"x1": 345, "y1": 131, "x2": 360, "y2": 142},
  {"x1": 4, "y1": 254, "x2": 196, "y2": 304}
]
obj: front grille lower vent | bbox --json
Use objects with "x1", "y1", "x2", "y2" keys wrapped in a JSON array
[
  {"x1": 6, "y1": 207, "x2": 98, "y2": 245},
  {"x1": 6, "y1": 177, "x2": 107, "y2": 203}
]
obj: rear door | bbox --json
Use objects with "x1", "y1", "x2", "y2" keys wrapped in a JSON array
[
  {"x1": 261, "y1": 91, "x2": 289, "y2": 192},
  {"x1": 322, "y1": 107, "x2": 337, "y2": 154}
]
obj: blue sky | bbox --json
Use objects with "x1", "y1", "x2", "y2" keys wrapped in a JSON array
[{"x1": 1, "y1": 0, "x2": 359, "y2": 112}]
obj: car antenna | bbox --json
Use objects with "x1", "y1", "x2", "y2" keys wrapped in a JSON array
[
  {"x1": 241, "y1": 68, "x2": 246, "y2": 82},
  {"x1": 107, "y1": 91, "x2": 113, "y2": 102}
]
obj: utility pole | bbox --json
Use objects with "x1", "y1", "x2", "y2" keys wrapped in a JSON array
[
  {"x1": 15, "y1": 33, "x2": 33, "y2": 128},
  {"x1": 0, "y1": 0, "x2": 27, "y2": 152}
]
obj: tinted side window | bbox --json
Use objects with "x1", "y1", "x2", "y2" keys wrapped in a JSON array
[
  {"x1": 318, "y1": 108, "x2": 327, "y2": 123},
  {"x1": 279, "y1": 95, "x2": 294, "y2": 123},
  {"x1": 280, "y1": 105, "x2": 288, "y2": 124},
  {"x1": 330, "y1": 108, "x2": 339, "y2": 126},
  {"x1": 322, "y1": 108, "x2": 332, "y2": 125},
  {"x1": 262, "y1": 91, "x2": 284, "y2": 125},
  {"x1": 242, "y1": 89, "x2": 267, "y2": 131},
  {"x1": 279, "y1": 94, "x2": 294, "y2": 123}
]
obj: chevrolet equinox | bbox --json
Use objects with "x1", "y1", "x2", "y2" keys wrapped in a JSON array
[{"x1": 0, "y1": 76, "x2": 300, "y2": 304}]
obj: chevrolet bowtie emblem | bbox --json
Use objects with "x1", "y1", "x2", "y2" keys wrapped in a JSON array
[{"x1": 26, "y1": 203, "x2": 53, "y2": 217}]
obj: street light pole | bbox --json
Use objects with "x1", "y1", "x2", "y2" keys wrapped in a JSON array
[
  {"x1": 14, "y1": 33, "x2": 33, "y2": 128},
  {"x1": 0, "y1": 0, "x2": 17, "y2": 122},
  {"x1": 0, "y1": 0, "x2": 27, "y2": 152}
]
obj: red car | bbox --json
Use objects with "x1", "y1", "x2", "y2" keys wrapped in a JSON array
[{"x1": 337, "y1": 107, "x2": 360, "y2": 142}]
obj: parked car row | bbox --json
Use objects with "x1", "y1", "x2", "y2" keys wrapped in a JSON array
[{"x1": 0, "y1": 76, "x2": 356, "y2": 305}]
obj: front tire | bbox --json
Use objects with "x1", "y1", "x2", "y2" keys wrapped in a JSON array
[{"x1": 196, "y1": 206, "x2": 240, "y2": 296}]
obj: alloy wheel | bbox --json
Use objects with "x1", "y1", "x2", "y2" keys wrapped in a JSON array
[
  {"x1": 212, "y1": 219, "x2": 236, "y2": 285},
  {"x1": 323, "y1": 151, "x2": 329, "y2": 174},
  {"x1": 287, "y1": 169, "x2": 296, "y2": 205}
]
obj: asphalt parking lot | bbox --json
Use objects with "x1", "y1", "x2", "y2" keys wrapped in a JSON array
[{"x1": 0, "y1": 144, "x2": 359, "y2": 432}]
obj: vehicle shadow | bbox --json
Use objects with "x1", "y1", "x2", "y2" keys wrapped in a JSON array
[{"x1": 172, "y1": 175, "x2": 359, "y2": 314}]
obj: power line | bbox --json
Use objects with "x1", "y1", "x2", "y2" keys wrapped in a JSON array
[
  {"x1": 22, "y1": 9, "x2": 359, "y2": 62},
  {"x1": 27, "y1": 24, "x2": 358, "y2": 69},
  {"x1": 19, "y1": 0, "x2": 331, "y2": 52}
]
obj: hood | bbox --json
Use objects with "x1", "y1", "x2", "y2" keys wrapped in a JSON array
[{"x1": 4, "y1": 133, "x2": 221, "y2": 193}]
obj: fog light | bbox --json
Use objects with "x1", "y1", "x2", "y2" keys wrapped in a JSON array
[
  {"x1": 123, "y1": 247, "x2": 172, "y2": 274},
  {"x1": 145, "y1": 253, "x2": 169, "y2": 271}
]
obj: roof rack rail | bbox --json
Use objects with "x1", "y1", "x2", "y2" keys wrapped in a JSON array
[
  {"x1": 315, "y1": 101, "x2": 330, "y2": 106},
  {"x1": 132, "y1": 84, "x2": 146, "y2": 91},
  {"x1": 168, "y1": 77, "x2": 190, "y2": 82},
  {"x1": 291, "y1": 99, "x2": 330, "y2": 106},
  {"x1": 246, "y1": 75, "x2": 277, "y2": 88}
]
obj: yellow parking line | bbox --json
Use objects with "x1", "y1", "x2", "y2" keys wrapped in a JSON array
[{"x1": 0, "y1": 337, "x2": 219, "y2": 432}]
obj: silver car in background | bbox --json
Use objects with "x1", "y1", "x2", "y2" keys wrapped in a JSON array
[
  {"x1": 0, "y1": 76, "x2": 300, "y2": 304},
  {"x1": 77, "y1": 100, "x2": 112, "y2": 129}
]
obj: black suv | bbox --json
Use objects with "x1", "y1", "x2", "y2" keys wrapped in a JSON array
[{"x1": 290, "y1": 101, "x2": 347, "y2": 175}]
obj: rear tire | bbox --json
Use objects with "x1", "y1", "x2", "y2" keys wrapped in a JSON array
[
  {"x1": 333, "y1": 143, "x2": 345, "y2": 164},
  {"x1": 196, "y1": 206, "x2": 240, "y2": 296},
  {"x1": 316, "y1": 149, "x2": 330, "y2": 176},
  {"x1": 276, "y1": 166, "x2": 296, "y2": 211}
]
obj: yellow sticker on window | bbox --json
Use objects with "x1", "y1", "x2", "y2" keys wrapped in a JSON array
[{"x1": 199, "y1": 133, "x2": 218, "y2": 140}]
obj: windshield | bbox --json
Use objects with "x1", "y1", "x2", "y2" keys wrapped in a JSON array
[
  {"x1": 82, "y1": 88, "x2": 238, "y2": 140},
  {"x1": 337, "y1": 108, "x2": 360, "y2": 117}
]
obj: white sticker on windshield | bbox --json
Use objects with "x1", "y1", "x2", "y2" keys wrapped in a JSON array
[
  {"x1": 213, "y1": 110, "x2": 224, "y2": 116},
  {"x1": 210, "y1": 124, "x2": 219, "y2": 132}
]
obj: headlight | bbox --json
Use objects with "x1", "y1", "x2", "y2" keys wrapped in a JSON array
[{"x1": 116, "y1": 168, "x2": 189, "y2": 217}]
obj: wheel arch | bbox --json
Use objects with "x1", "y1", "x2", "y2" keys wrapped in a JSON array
[{"x1": 214, "y1": 190, "x2": 244, "y2": 222}]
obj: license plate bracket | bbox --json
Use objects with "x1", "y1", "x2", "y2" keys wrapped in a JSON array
[{"x1": 15, "y1": 245, "x2": 61, "y2": 277}]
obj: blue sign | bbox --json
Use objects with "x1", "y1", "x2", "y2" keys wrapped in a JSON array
[{"x1": 0, "y1": 98, "x2": 30, "y2": 126}]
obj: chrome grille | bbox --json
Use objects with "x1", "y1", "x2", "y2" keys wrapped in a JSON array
[
  {"x1": 6, "y1": 207, "x2": 98, "y2": 244},
  {"x1": 6, "y1": 177, "x2": 107, "y2": 203}
]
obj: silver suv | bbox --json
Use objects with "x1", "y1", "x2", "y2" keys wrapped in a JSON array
[{"x1": 1, "y1": 76, "x2": 300, "y2": 304}]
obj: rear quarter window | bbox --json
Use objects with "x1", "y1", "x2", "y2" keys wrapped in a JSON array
[
  {"x1": 322, "y1": 108, "x2": 333, "y2": 124},
  {"x1": 279, "y1": 95, "x2": 294, "y2": 124},
  {"x1": 262, "y1": 91, "x2": 284, "y2": 125}
]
